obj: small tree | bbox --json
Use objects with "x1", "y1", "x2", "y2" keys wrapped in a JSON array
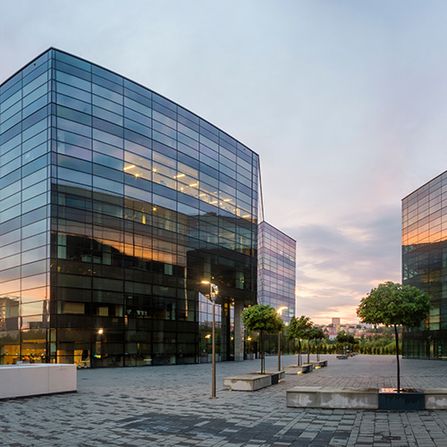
[
  {"x1": 336, "y1": 330, "x2": 355, "y2": 355},
  {"x1": 309, "y1": 326, "x2": 326, "y2": 362},
  {"x1": 287, "y1": 316, "x2": 313, "y2": 366},
  {"x1": 242, "y1": 304, "x2": 283, "y2": 374},
  {"x1": 357, "y1": 281, "x2": 430, "y2": 393}
]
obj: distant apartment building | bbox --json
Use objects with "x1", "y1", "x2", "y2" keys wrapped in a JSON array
[
  {"x1": 402, "y1": 171, "x2": 447, "y2": 359},
  {"x1": 319, "y1": 320, "x2": 373, "y2": 340},
  {"x1": 257, "y1": 221, "x2": 296, "y2": 322}
]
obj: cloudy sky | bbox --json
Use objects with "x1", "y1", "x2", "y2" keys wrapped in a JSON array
[{"x1": 2, "y1": 1, "x2": 447, "y2": 323}]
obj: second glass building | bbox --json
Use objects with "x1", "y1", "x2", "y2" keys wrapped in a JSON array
[
  {"x1": 258, "y1": 221, "x2": 296, "y2": 322},
  {"x1": 402, "y1": 171, "x2": 447, "y2": 359}
]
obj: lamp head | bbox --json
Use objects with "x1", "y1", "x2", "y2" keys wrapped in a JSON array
[{"x1": 277, "y1": 306, "x2": 288, "y2": 315}]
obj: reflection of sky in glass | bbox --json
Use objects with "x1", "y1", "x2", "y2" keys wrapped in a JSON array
[{"x1": 258, "y1": 221, "x2": 296, "y2": 322}]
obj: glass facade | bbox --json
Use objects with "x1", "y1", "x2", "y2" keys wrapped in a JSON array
[
  {"x1": 402, "y1": 171, "x2": 447, "y2": 359},
  {"x1": 0, "y1": 49, "x2": 258, "y2": 367},
  {"x1": 257, "y1": 221, "x2": 296, "y2": 322}
]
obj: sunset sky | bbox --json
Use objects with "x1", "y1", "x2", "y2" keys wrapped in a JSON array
[{"x1": 2, "y1": 1, "x2": 447, "y2": 323}]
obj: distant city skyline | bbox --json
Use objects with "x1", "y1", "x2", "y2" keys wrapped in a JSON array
[{"x1": 2, "y1": 1, "x2": 447, "y2": 322}]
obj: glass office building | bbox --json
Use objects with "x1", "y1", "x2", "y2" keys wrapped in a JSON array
[
  {"x1": 258, "y1": 221, "x2": 296, "y2": 322},
  {"x1": 0, "y1": 48, "x2": 258, "y2": 367},
  {"x1": 402, "y1": 171, "x2": 447, "y2": 359}
]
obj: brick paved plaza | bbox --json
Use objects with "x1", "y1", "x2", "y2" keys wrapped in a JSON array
[{"x1": 2, "y1": 355, "x2": 447, "y2": 446}]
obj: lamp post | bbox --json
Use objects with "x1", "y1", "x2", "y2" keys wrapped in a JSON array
[
  {"x1": 201, "y1": 280, "x2": 219, "y2": 399},
  {"x1": 247, "y1": 336, "x2": 252, "y2": 359},
  {"x1": 97, "y1": 328, "x2": 104, "y2": 367},
  {"x1": 276, "y1": 306, "x2": 287, "y2": 371}
]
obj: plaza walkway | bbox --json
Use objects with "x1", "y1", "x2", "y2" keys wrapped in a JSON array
[{"x1": 1, "y1": 355, "x2": 447, "y2": 446}]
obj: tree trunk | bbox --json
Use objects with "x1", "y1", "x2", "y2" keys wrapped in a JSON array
[
  {"x1": 260, "y1": 330, "x2": 265, "y2": 374},
  {"x1": 298, "y1": 339, "x2": 302, "y2": 366},
  {"x1": 394, "y1": 324, "x2": 400, "y2": 393},
  {"x1": 307, "y1": 340, "x2": 310, "y2": 364},
  {"x1": 317, "y1": 341, "x2": 320, "y2": 362}
]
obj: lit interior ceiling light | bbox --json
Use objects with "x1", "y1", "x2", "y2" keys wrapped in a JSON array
[
  {"x1": 175, "y1": 173, "x2": 185, "y2": 178},
  {"x1": 223, "y1": 198, "x2": 231, "y2": 202},
  {"x1": 124, "y1": 164, "x2": 135, "y2": 171},
  {"x1": 152, "y1": 168, "x2": 157, "y2": 172},
  {"x1": 152, "y1": 207, "x2": 157, "y2": 211},
  {"x1": 189, "y1": 182, "x2": 199, "y2": 187}
]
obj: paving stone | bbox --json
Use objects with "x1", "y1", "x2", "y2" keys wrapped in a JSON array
[{"x1": 1, "y1": 355, "x2": 447, "y2": 446}]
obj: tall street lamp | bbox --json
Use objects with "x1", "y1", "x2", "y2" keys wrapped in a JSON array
[
  {"x1": 277, "y1": 306, "x2": 287, "y2": 371},
  {"x1": 201, "y1": 280, "x2": 219, "y2": 399},
  {"x1": 97, "y1": 328, "x2": 104, "y2": 367}
]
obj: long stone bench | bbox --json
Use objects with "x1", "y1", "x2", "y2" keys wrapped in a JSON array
[
  {"x1": 285, "y1": 363, "x2": 313, "y2": 375},
  {"x1": 287, "y1": 386, "x2": 447, "y2": 410},
  {"x1": 224, "y1": 371, "x2": 285, "y2": 391},
  {"x1": 423, "y1": 389, "x2": 447, "y2": 409},
  {"x1": 312, "y1": 360, "x2": 328, "y2": 368},
  {"x1": 287, "y1": 386, "x2": 378, "y2": 409},
  {"x1": 0, "y1": 364, "x2": 77, "y2": 400}
]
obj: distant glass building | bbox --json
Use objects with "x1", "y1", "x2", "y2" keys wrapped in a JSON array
[
  {"x1": 0, "y1": 48, "x2": 258, "y2": 366},
  {"x1": 402, "y1": 171, "x2": 447, "y2": 359},
  {"x1": 257, "y1": 221, "x2": 296, "y2": 322}
]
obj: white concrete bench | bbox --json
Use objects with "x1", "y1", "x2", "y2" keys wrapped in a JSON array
[
  {"x1": 287, "y1": 386, "x2": 447, "y2": 410},
  {"x1": 423, "y1": 389, "x2": 447, "y2": 409},
  {"x1": 312, "y1": 360, "x2": 328, "y2": 368},
  {"x1": 287, "y1": 386, "x2": 378, "y2": 409},
  {"x1": 285, "y1": 364, "x2": 313, "y2": 375},
  {"x1": 224, "y1": 371, "x2": 285, "y2": 391},
  {"x1": 0, "y1": 364, "x2": 77, "y2": 400}
]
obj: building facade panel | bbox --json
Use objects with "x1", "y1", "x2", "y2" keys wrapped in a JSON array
[
  {"x1": 402, "y1": 171, "x2": 447, "y2": 359},
  {"x1": 0, "y1": 48, "x2": 258, "y2": 366},
  {"x1": 257, "y1": 221, "x2": 296, "y2": 322}
]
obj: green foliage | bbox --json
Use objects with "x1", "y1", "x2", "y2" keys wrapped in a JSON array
[
  {"x1": 308, "y1": 326, "x2": 326, "y2": 341},
  {"x1": 357, "y1": 335, "x2": 400, "y2": 355},
  {"x1": 336, "y1": 330, "x2": 355, "y2": 345},
  {"x1": 287, "y1": 315, "x2": 313, "y2": 341},
  {"x1": 287, "y1": 315, "x2": 314, "y2": 365},
  {"x1": 357, "y1": 281, "x2": 430, "y2": 327},
  {"x1": 242, "y1": 304, "x2": 284, "y2": 333}
]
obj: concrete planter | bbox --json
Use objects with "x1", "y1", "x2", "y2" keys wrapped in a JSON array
[
  {"x1": 378, "y1": 388, "x2": 425, "y2": 410},
  {"x1": 224, "y1": 371, "x2": 285, "y2": 391}
]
